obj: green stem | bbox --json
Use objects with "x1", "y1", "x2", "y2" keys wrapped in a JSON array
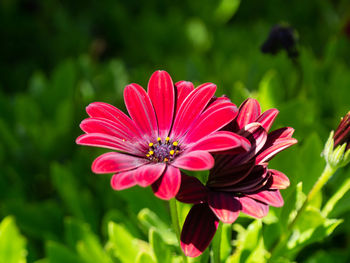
[
  {"x1": 169, "y1": 198, "x2": 188, "y2": 263},
  {"x1": 322, "y1": 177, "x2": 350, "y2": 217},
  {"x1": 269, "y1": 164, "x2": 336, "y2": 259},
  {"x1": 212, "y1": 222, "x2": 223, "y2": 263}
]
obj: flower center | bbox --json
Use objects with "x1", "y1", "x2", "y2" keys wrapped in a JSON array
[{"x1": 146, "y1": 137, "x2": 180, "y2": 163}]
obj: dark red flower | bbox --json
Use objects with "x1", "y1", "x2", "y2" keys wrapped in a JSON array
[
  {"x1": 333, "y1": 111, "x2": 350, "y2": 151},
  {"x1": 76, "y1": 71, "x2": 250, "y2": 200},
  {"x1": 176, "y1": 98, "x2": 297, "y2": 257}
]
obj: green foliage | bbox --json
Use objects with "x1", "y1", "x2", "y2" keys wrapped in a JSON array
[
  {"x1": 0, "y1": 217, "x2": 27, "y2": 263},
  {"x1": 1, "y1": 0, "x2": 350, "y2": 262}
]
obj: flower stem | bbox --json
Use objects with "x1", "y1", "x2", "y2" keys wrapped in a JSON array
[
  {"x1": 322, "y1": 177, "x2": 350, "y2": 217},
  {"x1": 269, "y1": 164, "x2": 336, "y2": 259},
  {"x1": 169, "y1": 198, "x2": 188, "y2": 263},
  {"x1": 212, "y1": 222, "x2": 222, "y2": 263}
]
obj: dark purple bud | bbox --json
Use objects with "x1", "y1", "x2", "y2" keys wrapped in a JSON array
[
  {"x1": 334, "y1": 112, "x2": 350, "y2": 151},
  {"x1": 261, "y1": 25, "x2": 299, "y2": 58}
]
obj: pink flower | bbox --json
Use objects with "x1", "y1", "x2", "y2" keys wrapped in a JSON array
[
  {"x1": 176, "y1": 98, "x2": 297, "y2": 257},
  {"x1": 76, "y1": 70, "x2": 250, "y2": 200}
]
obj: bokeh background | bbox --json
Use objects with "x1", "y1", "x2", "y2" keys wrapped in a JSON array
[{"x1": 1, "y1": 0, "x2": 350, "y2": 262}]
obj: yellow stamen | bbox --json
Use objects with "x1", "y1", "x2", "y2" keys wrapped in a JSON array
[
  {"x1": 164, "y1": 158, "x2": 169, "y2": 162},
  {"x1": 173, "y1": 141, "x2": 178, "y2": 147},
  {"x1": 148, "y1": 142, "x2": 154, "y2": 147},
  {"x1": 146, "y1": 154, "x2": 150, "y2": 157},
  {"x1": 149, "y1": 151, "x2": 154, "y2": 155},
  {"x1": 157, "y1": 137, "x2": 161, "y2": 142},
  {"x1": 165, "y1": 136, "x2": 170, "y2": 142},
  {"x1": 170, "y1": 150, "x2": 175, "y2": 155},
  {"x1": 176, "y1": 150, "x2": 179, "y2": 154}
]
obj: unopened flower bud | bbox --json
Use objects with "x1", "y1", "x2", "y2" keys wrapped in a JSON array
[
  {"x1": 261, "y1": 24, "x2": 299, "y2": 58},
  {"x1": 323, "y1": 112, "x2": 350, "y2": 168}
]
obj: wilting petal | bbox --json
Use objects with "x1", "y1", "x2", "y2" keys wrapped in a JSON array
[
  {"x1": 180, "y1": 204, "x2": 219, "y2": 257},
  {"x1": 223, "y1": 164, "x2": 268, "y2": 192},
  {"x1": 246, "y1": 189, "x2": 284, "y2": 207},
  {"x1": 80, "y1": 118, "x2": 138, "y2": 142},
  {"x1": 187, "y1": 131, "x2": 250, "y2": 153},
  {"x1": 92, "y1": 152, "x2": 147, "y2": 174},
  {"x1": 268, "y1": 169, "x2": 290, "y2": 189},
  {"x1": 172, "y1": 151, "x2": 214, "y2": 171},
  {"x1": 207, "y1": 159, "x2": 255, "y2": 188},
  {"x1": 183, "y1": 101, "x2": 238, "y2": 143},
  {"x1": 268, "y1": 127, "x2": 295, "y2": 141},
  {"x1": 256, "y1": 138, "x2": 297, "y2": 164},
  {"x1": 171, "y1": 83, "x2": 216, "y2": 139},
  {"x1": 152, "y1": 165, "x2": 181, "y2": 200},
  {"x1": 236, "y1": 98, "x2": 261, "y2": 130},
  {"x1": 86, "y1": 102, "x2": 142, "y2": 138},
  {"x1": 175, "y1": 81, "x2": 194, "y2": 114},
  {"x1": 148, "y1": 71, "x2": 174, "y2": 138},
  {"x1": 176, "y1": 173, "x2": 208, "y2": 204},
  {"x1": 76, "y1": 133, "x2": 140, "y2": 154},
  {"x1": 124, "y1": 83, "x2": 158, "y2": 140},
  {"x1": 256, "y1": 109, "x2": 279, "y2": 132},
  {"x1": 208, "y1": 191, "x2": 241, "y2": 223},
  {"x1": 111, "y1": 170, "x2": 137, "y2": 190},
  {"x1": 134, "y1": 163, "x2": 166, "y2": 187},
  {"x1": 239, "y1": 196, "x2": 269, "y2": 218}
]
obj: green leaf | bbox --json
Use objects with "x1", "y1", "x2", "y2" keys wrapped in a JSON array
[
  {"x1": 137, "y1": 208, "x2": 177, "y2": 245},
  {"x1": 257, "y1": 70, "x2": 284, "y2": 110},
  {"x1": 107, "y1": 221, "x2": 151, "y2": 263},
  {"x1": 45, "y1": 241, "x2": 83, "y2": 263},
  {"x1": 214, "y1": 0, "x2": 241, "y2": 24},
  {"x1": 135, "y1": 252, "x2": 155, "y2": 263},
  {"x1": 149, "y1": 228, "x2": 171, "y2": 263},
  {"x1": 298, "y1": 133, "x2": 325, "y2": 196},
  {"x1": 64, "y1": 218, "x2": 111, "y2": 263},
  {"x1": 0, "y1": 216, "x2": 27, "y2": 263}
]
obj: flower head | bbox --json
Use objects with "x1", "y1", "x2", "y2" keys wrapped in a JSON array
[
  {"x1": 76, "y1": 71, "x2": 249, "y2": 200},
  {"x1": 176, "y1": 98, "x2": 297, "y2": 257},
  {"x1": 323, "y1": 111, "x2": 350, "y2": 168}
]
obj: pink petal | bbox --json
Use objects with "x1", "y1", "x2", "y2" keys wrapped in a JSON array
[
  {"x1": 175, "y1": 81, "x2": 194, "y2": 114},
  {"x1": 80, "y1": 118, "x2": 138, "y2": 142},
  {"x1": 172, "y1": 151, "x2": 214, "y2": 171},
  {"x1": 180, "y1": 204, "x2": 219, "y2": 257},
  {"x1": 134, "y1": 163, "x2": 166, "y2": 187},
  {"x1": 124, "y1": 83, "x2": 158, "y2": 140},
  {"x1": 183, "y1": 101, "x2": 238, "y2": 143},
  {"x1": 151, "y1": 165, "x2": 181, "y2": 200},
  {"x1": 236, "y1": 98, "x2": 261, "y2": 130},
  {"x1": 111, "y1": 170, "x2": 137, "y2": 190},
  {"x1": 208, "y1": 192, "x2": 241, "y2": 223},
  {"x1": 176, "y1": 173, "x2": 208, "y2": 204},
  {"x1": 147, "y1": 71, "x2": 175, "y2": 138},
  {"x1": 256, "y1": 109, "x2": 279, "y2": 132},
  {"x1": 187, "y1": 131, "x2": 251, "y2": 153},
  {"x1": 171, "y1": 83, "x2": 216, "y2": 139},
  {"x1": 92, "y1": 152, "x2": 147, "y2": 174},
  {"x1": 86, "y1": 102, "x2": 142, "y2": 138},
  {"x1": 76, "y1": 133, "x2": 140, "y2": 154},
  {"x1": 268, "y1": 169, "x2": 290, "y2": 189},
  {"x1": 246, "y1": 190, "x2": 284, "y2": 207},
  {"x1": 255, "y1": 138, "x2": 297, "y2": 164},
  {"x1": 239, "y1": 196, "x2": 269, "y2": 218}
]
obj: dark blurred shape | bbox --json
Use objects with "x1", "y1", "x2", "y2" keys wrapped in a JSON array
[
  {"x1": 344, "y1": 20, "x2": 350, "y2": 39},
  {"x1": 261, "y1": 24, "x2": 299, "y2": 58}
]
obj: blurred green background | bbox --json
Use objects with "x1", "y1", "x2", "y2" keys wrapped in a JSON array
[{"x1": 1, "y1": 0, "x2": 350, "y2": 262}]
